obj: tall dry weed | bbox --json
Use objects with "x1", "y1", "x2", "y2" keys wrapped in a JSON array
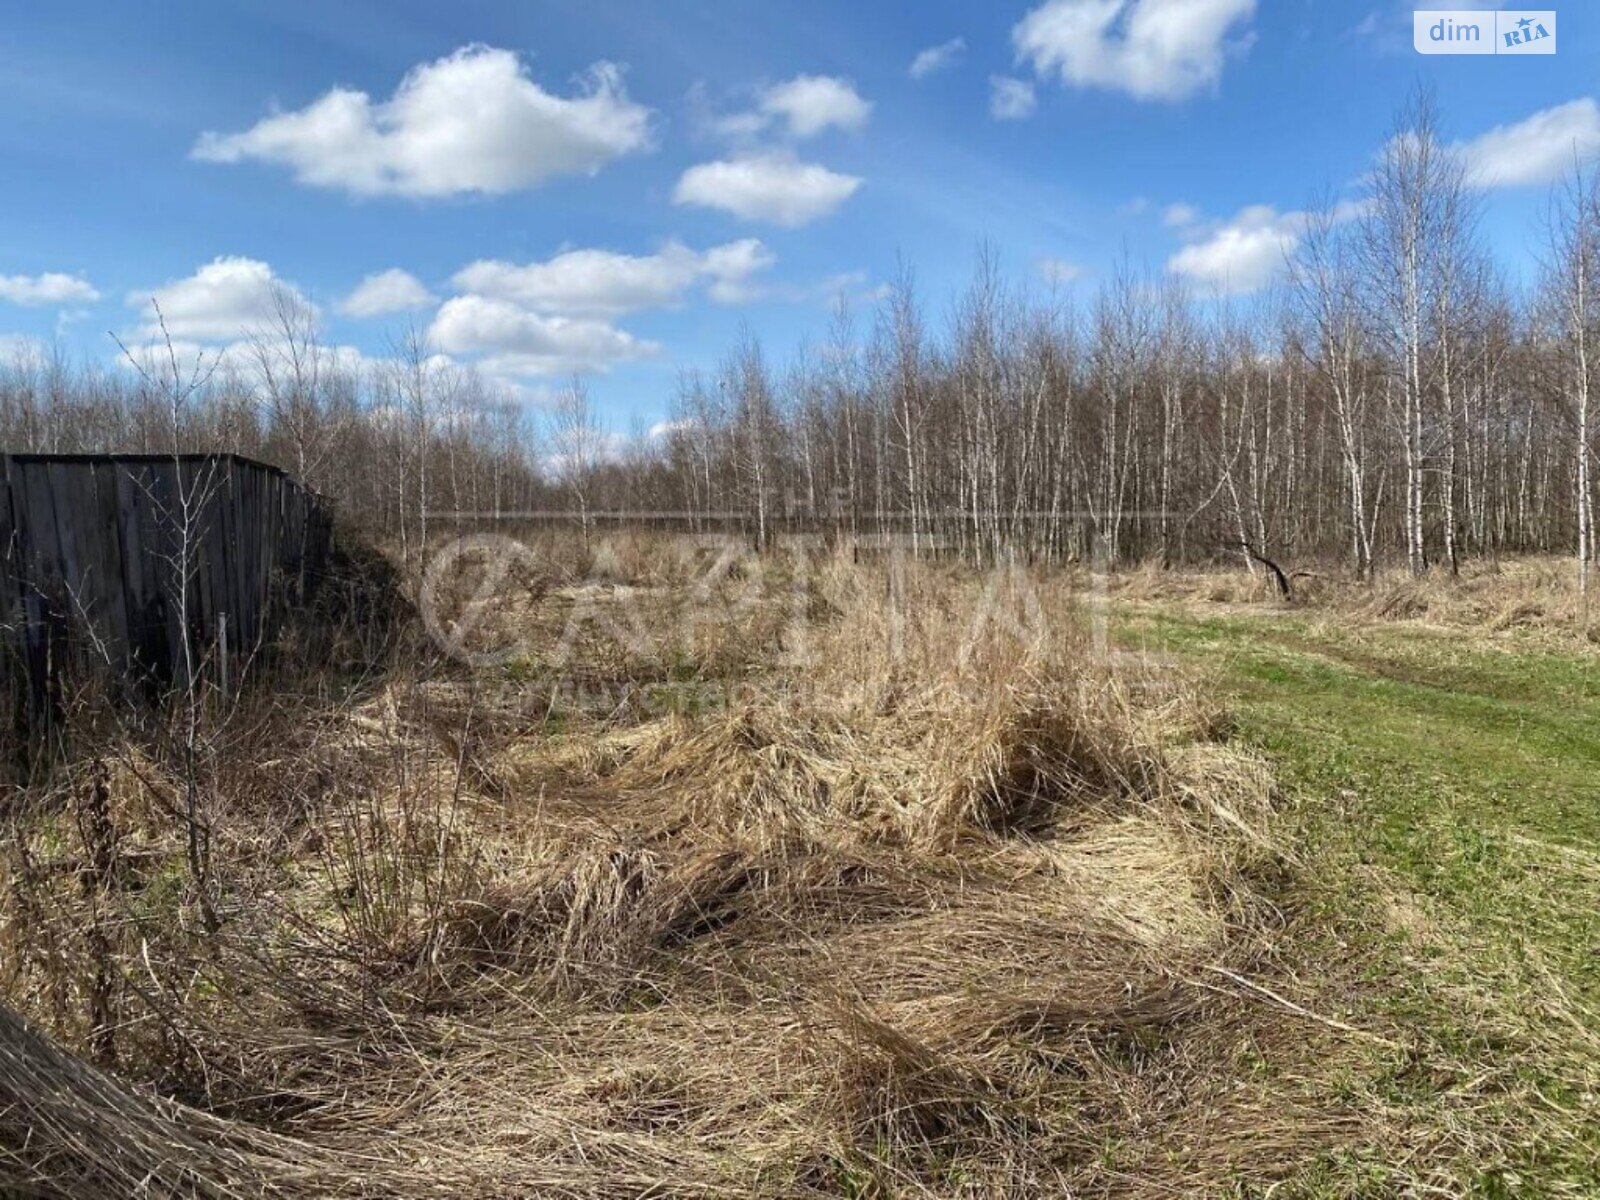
[{"x1": 0, "y1": 543, "x2": 1378, "y2": 1198}]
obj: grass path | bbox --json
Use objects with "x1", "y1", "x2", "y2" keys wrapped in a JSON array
[{"x1": 1116, "y1": 603, "x2": 1600, "y2": 1197}]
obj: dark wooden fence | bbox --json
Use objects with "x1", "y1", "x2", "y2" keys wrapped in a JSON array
[{"x1": 0, "y1": 453, "x2": 331, "y2": 728}]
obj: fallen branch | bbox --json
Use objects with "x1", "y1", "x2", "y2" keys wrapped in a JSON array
[{"x1": 1232, "y1": 541, "x2": 1294, "y2": 600}]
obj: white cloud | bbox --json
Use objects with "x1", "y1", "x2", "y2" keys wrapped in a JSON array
[
  {"x1": 1038, "y1": 257, "x2": 1084, "y2": 284},
  {"x1": 340, "y1": 268, "x2": 436, "y2": 317},
  {"x1": 701, "y1": 239, "x2": 782, "y2": 302},
  {"x1": 192, "y1": 45, "x2": 652, "y2": 198},
  {"x1": 1166, "y1": 204, "x2": 1301, "y2": 294},
  {"x1": 428, "y1": 294, "x2": 657, "y2": 374},
  {"x1": 686, "y1": 78, "x2": 866, "y2": 221},
  {"x1": 1014, "y1": 0, "x2": 1256, "y2": 102},
  {"x1": 673, "y1": 153, "x2": 861, "y2": 226},
  {"x1": 1454, "y1": 98, "x2": 1600, "y2": 189},
  {"x1": 111, "y1": 336, "x2": 383, "y2": 387},
  {"x1": 451, "y1": 239, "x2": 774, "y2": 315},
  {"x1": 990, "y1": 76, "x2": 1037, "y2": 120},
  {"x1": 911, "y1": 38, "x2": 966, "y2": 79},
  {"x1": 1162, "y1": 201, "x2": 1199, "y2": 228},
  {"x1": 708, "y1": 75, "x2": 871, "y2": 141},
  {"x1": 0, "y1": 272, "x2": 100, "y2": 306},
  {"x1": 126, "y1": 256, "x2": 313, "y2": 341},
  {"x1": 759, "y1": 75, "x2": 871, "y2": 137}
]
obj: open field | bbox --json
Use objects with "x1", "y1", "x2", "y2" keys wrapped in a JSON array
[
  {"x1": 1113, "y1": 560, "x2": 1600, "y2": 1196},
  {"x1": 9, "y1": 10, "x2": 1600, "y2": 1198},
  {"x1": 1117, "y1": 586, "x2": 1600, "y2": 1196},
  {"x1": 1, "y1": 538, "x2": 1597, "y2": 1197}
]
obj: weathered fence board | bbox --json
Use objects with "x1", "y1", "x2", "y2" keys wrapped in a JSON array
[{"x1": 0, "y1": 453, "x2": 331, "y2": 728}]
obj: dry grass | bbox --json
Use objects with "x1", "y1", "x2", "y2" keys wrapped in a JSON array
[
  {"x1": 1115, "y1": 553, "x2": 1600, "y2": 643},
  {"x1": 0, "y1": 537, "x2": 1384, "y2": 1197}
]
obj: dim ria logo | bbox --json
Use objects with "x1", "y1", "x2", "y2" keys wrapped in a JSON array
[{"x1": 1415, "y1": 10, "x2": 1555, "y2": 54}]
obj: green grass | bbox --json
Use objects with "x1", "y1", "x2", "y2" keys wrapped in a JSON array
[{"x1": 1116, "y1": 603, "x2": 1600, "y2": 1196}]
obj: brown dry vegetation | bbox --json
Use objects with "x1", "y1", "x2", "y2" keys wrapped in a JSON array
[
  {"x1": 2, "y1": 536, "x2": 1422, "y2": 1197},
  {"x1": 1114, "y1": 553, "x2": 1600, "y2": 644}
]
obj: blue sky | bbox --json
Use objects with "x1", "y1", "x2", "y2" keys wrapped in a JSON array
[{"x1": 1, "y1": 1, "x2": 1596, "y2": 430}]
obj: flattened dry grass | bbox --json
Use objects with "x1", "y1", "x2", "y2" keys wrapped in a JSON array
[{"x1": 1, "y1": 547, "x2": 1383, "y2": 1198}]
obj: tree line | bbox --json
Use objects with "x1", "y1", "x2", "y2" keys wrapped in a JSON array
[
  {"x1": 0, "y1": 293, "x2": 547, "y2": 579},
  {"x1": 2, "y1": 95, "x2": 1595, "y2": 590},
  {"x1": 648, "y1": 95, "x2": 1597, "y2": 591}
]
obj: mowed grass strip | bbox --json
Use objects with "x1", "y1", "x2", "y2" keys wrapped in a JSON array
[{"x1": 1117, "y1": 602, "x2": 1600, "y2": 1196}]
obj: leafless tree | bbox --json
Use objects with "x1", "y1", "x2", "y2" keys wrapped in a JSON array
[
  {"x1": 547, "y1": 375, "x2": 605, "y2": 550},
  {"x1": 1545, "y1": 166, "x2": 1600, "y2": 604}
]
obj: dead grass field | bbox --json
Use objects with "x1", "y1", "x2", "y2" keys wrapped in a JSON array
[{"x1": 2, "y1": 536, "x2": 1591, "y2": 1197}]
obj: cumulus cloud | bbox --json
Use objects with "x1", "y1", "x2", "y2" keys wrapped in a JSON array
[
  {"x1": 1166, "y1": 204, "x2": 1302, "y2": 294},
  {"x1": 451, "y1": 239, "x2": 774, "y2": 316},
  {"x1": 0, "y1": 272, "x2": 100, "y2": 306},
  {"x1": 434, "y1": 238, "x2": 815, "y2": 377},
  {"x1": 910, "y1": 38, "x2": 966, "y2": 79},
  {"x1": 126, "y1": 256, "x2": 313, "y2": 341},
  {"x1": 687, "y1": 76, "x2": 867, "y2": 224},
  {"x1": 1014, "y1": 0, "x2": 1256, "y2": 102},
  {"x1": 340, "y1": 268, "x2": 436, "y2": 317},
  {"x1": 427, "y1": 294, "x2": 657, "y2": 375},
  {"x1": 192, "y1": 45, "x2": 652, "y2": 198},
  {"x1": 701, "y1": 240, "x2": 784, "y2": 302},
  {"x1": 708, "y1": 75, "x2": 871, "y2": 141},
  {"x1": 111, "y1": 328, "x2": 389, "y2": 388},
  {"x1": 673, "y1": 154, "x2": 861, "y2": 226},
  {"x1": 990, "y1": 76, "x2": 1037, "y2": 120},
  {"x1": 759, "y1": 75, "x2": 871, "y2": 137},
  {"x1": 1454, "y1": 98, "x2": 1600, "y2": 189}
]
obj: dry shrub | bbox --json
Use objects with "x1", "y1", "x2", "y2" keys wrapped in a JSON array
[{"x1": 0, "y1": 548, "x2": 1380, "y2": 1198}]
